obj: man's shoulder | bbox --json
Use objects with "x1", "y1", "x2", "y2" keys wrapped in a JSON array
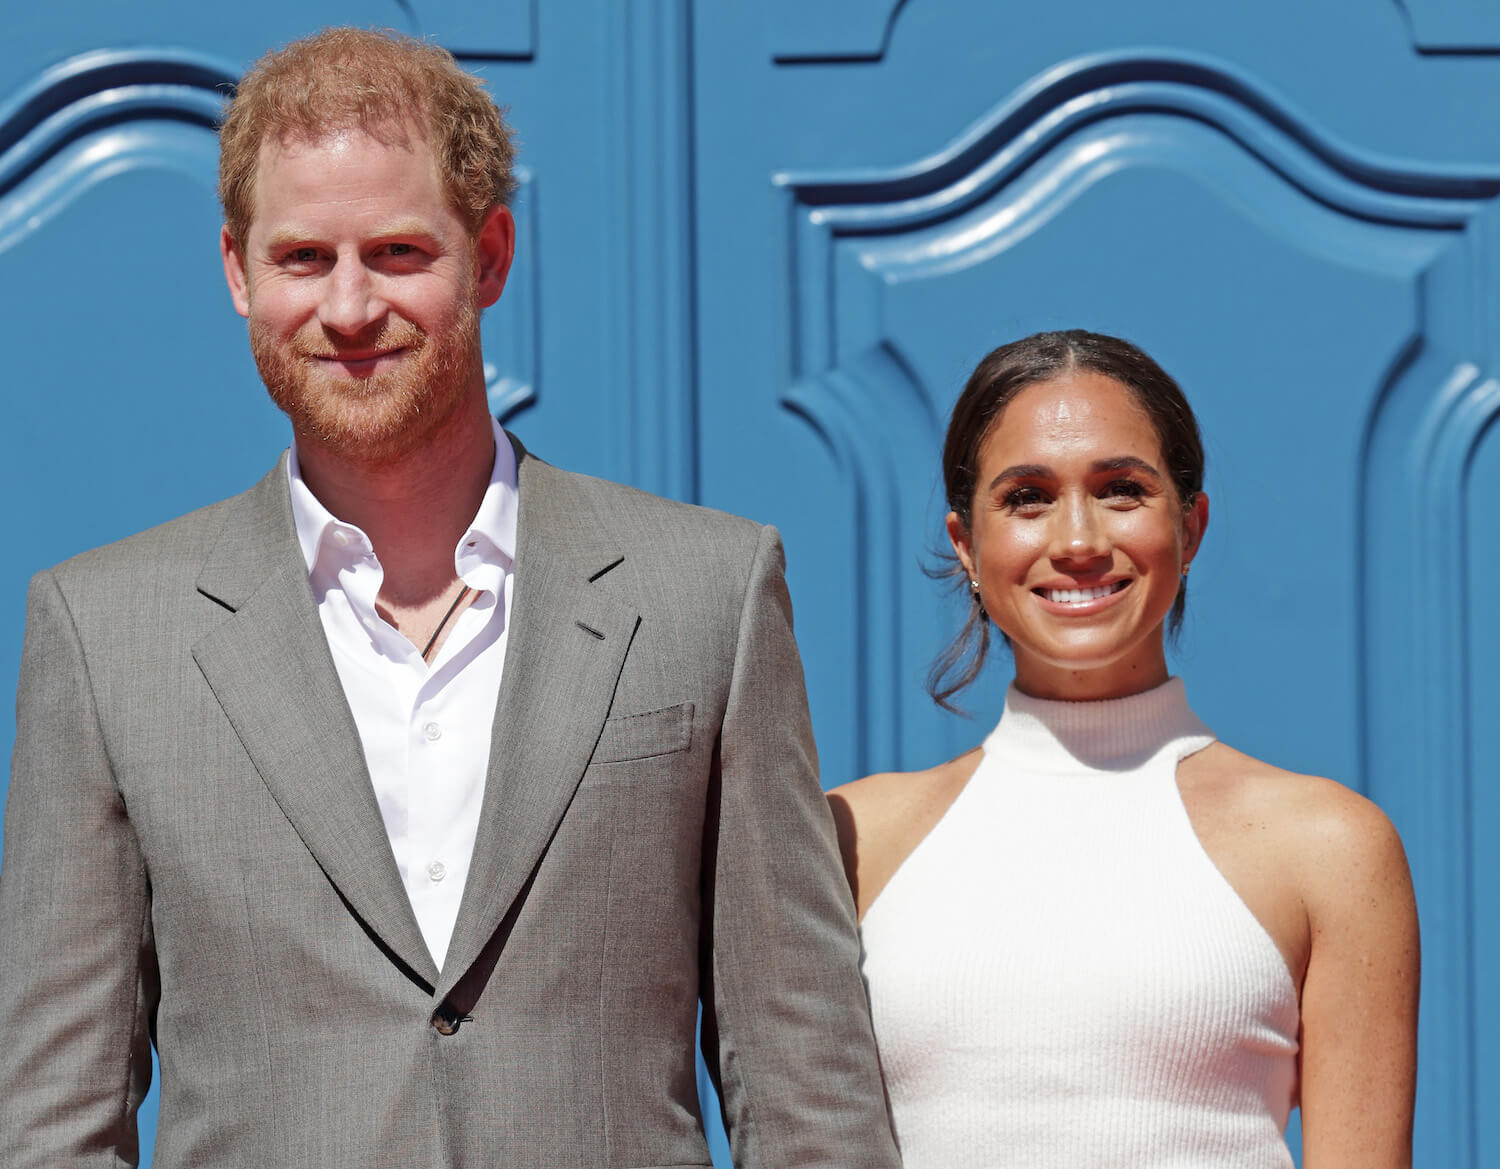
[
  {"x1": 521, "y1": 450, "x2": 767, "y2": 553},
  {"x1": 42, "y1": 468, "x2": 277, "y2": 599}
]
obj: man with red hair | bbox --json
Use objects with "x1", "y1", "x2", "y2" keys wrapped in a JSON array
[{"x1": 0, "y1": 28, "x2": 899, "y2": 1169}]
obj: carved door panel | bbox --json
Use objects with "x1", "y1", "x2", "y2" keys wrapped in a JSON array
[
  {"x1": 5, "y1": 1, "x2": 1499, "y2": 1167},
  {"x1": 692, "y1": 3, "x2": 1500, "y2": 1166}
]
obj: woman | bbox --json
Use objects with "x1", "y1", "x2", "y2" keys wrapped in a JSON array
[{"x1": 830, "y1": 330, "x2": 1418, "y2": 1168}]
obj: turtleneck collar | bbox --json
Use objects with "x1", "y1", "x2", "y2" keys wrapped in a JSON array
[{"x1": 981, "y1": 676, "x2": 1214, "y2": 775}]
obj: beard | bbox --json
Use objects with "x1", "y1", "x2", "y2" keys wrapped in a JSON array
[{"x1": 250, "y1": 295, "x2": 481, "y2": 464}]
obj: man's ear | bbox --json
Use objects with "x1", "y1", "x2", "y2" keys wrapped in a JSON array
[
  {"x1": 221, "y1": 225, "x2": 251, "y2": 319},
  {"x1": 474, "y1": 204, "x2": 516, "y2": 309},
  {"x1": 946, "y1": 512, "x2": 978, "y2": 582}
]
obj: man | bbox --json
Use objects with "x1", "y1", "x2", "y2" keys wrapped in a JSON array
[{"x1": 0, "y1": 29, "x2": 899, "y2": 1169}]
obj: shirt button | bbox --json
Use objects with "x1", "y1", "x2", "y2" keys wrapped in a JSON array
[
  {"x1": 332, "y1": 529, "x2": 351, "y2": 547},
  {"x1": 422, "y1": 721, "x2": 442, "y2": 741},
  {"x1": 427, "y1": 860, "x2": 447, "y2": 882}
]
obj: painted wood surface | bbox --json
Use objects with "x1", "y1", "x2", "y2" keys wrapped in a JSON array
[{"x1": 1, "y1": 2, "x2": 1494, "y2": 1164}]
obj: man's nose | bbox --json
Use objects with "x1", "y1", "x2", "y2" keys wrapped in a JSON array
[
  {"x1": 1049, "y1": 494, "x2": 1110, "y2": 565},
  {"x1": 317, "y1": 258, "x2": 385, "y2": 335}
]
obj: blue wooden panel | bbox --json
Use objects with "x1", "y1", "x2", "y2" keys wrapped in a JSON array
[
  {"x1": 1, "y1": 0, "x2": 534, "y2": 98},
  {"x1": 1469, "y1": 408, "x2": 1500, "y2": 1167},
  {"x1": 421, "y1": 0, "x2": 536, "y2": 58},
  {"x1": 692, "y1": 7, "x2": 1500, "y2": 1166},
  {"x1": 1400, "y1": 0, "x2": 1500, "y2": 52},
  {"x1": 4, "y1": 1, "x2": 1499, "y2": 1166},
  {"x1": 765, "y1": 51, "x2": 1472, "y2": 780},
  {"x1": 2, "y1": 3, "x2": 403, "y2": 99},
  {"x1": 455, "y1": 2, "x2": 698, "y2": 499},
  {"x1": 767, "y1": 0, "x2": 906, "y2": 62},
  {"x1": 596, "y1": 0, "x2": 697, "y2": 500}
]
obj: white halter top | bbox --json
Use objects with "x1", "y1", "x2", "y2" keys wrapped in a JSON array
[{"x1": 860, "y1": 678, "x2": 1299, "y2": 1168}]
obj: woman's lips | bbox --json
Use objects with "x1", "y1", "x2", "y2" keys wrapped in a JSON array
[{"x1": 1031, "y1": 578, "x2": 1131, "y2": 612}]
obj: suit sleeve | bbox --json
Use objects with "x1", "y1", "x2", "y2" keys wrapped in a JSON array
[
  {"x1": 0, "y1": 570, "x2": 156, "y2": 1167},
  {"x1": 700, "y1": 525, "x2": 901, "y2": 1168}
]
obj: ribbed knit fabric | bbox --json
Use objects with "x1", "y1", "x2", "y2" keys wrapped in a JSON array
[{"x1": 861, "y1": 677, "x2": 1299, "y2": 1168}]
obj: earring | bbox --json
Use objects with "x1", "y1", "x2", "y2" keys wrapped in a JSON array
[
  {"x1": 969, "y1": 578, "x2": 982, "y2": 598},
  {"x1": 1181, "y1": 563, "x2": 1191, "y2": 577}
]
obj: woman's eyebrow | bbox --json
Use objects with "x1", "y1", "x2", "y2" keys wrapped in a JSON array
[
  {"x1": 987, "y1": 464, "x2": 1051, "y2": 490},
  {"x1": 1092, "y1": 455, "x2": 1163, "y2": 479}
]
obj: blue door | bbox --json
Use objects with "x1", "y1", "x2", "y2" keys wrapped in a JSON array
[
  {"x1": 691, "y1": 7, "x2": 1500, "y2": 1166},
  {"x1": 2, "y1": 3, "x2": 1496, "y2": 1166}
]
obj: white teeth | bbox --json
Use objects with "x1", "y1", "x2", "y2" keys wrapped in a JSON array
[{"x1": 1045, "y1": 583, "x2": 1119, "y2": 604}]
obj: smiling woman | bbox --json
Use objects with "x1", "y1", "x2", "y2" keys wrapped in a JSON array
[
  {"x1": 945, "y1": 362, "x2": 1203, "y2": 703},
  {"x1": 828, "y1": 331, "x2": 1419, "y2": 1169},
  {"x1": 928, "y1": 332, "x2": 1207, "y2": 706}
]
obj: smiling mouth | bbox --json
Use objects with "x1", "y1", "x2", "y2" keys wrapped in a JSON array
[
  {"x1": 1035, "y1": 580, "x2": 1130, "y2": 605},
  {"x1": 314, "y1": 348, "x2": 407, "y2": 364}
]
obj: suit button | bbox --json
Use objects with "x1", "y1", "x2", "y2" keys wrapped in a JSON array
[{"x1": 432, "y1": 1005, "x2": 460, "y2": 1035}]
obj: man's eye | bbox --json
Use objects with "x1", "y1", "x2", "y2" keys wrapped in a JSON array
[
  {"x1": 290, "y1": 247, "x2": 319, "y2": 263},
  {"x1": 387, "y1": 243, "x2": 414, "y2": 256}
]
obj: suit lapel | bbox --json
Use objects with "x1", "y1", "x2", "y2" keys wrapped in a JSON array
[
  {"x1": 192, "y1": 460, "x2": 440, "y2": 988},
  {"x1": 438, "y1": 447, "x2": 639, "y2": 998}
]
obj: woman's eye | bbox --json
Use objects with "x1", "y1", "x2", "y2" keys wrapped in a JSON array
[
  {"x1": 1103, "y1": 479, "x2": 1146, "y2": 501},
  {"x1": 1002, "y1": 486, "x2": 1049, "y2": 512}
]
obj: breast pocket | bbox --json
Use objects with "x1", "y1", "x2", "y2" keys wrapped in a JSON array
[{"x1": 591, "y1": 701, "x2": 695, "y2": 765}]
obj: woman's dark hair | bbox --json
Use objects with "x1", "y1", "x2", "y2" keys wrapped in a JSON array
[{"x1": 928, "y1": 329, "x2": 1205, "y2": 711}]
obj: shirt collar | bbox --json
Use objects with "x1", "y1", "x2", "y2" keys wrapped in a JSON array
[{"x1": 286, "y1": 417, "x2": 519, "y2": 584}]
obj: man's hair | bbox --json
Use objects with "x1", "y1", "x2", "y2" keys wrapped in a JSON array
[{"x1": 218, "y1": 27, "x2": 518, "y2": 247}]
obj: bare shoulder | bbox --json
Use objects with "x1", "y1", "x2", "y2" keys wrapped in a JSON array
[
  {"x1": 1188, "y1": 742, "x2": 1401, "y2": 838},
  {"x1": 1182, "y1": 742, "x2": 1412, "y2": 903},
  {"x1": 1183, "y1": 748, "x2": 1418, "y2": 1159},
  {"x1": 828, "y1": 748, "x2": 983, "y2": 921}
]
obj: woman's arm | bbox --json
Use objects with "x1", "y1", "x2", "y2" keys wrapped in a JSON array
[{"x1": 1297, "y1": 789, "x2": 1419, "y2": 1169}]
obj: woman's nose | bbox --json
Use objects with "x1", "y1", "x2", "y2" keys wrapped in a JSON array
[{"x1": 1049, "y1": 494, "x2": 1110, "y2": 565}]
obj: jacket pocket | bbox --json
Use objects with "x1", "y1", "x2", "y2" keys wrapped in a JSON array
[{"x1": 591, "y1": 702, "x2": 694, "y2": 764}]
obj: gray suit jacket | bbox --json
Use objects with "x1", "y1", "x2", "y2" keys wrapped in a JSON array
[{"x1": 0, "y1": 437, "x2": 900, "y2": 1169}]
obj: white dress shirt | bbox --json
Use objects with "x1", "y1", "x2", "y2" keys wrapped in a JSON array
[{"x1": 287, "y1": 420, "x2": 518, "y2": 969}]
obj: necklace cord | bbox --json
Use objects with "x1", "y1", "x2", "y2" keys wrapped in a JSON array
[{"x1": 421, "y1": 585, "x2": 471, "y2": 661}]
